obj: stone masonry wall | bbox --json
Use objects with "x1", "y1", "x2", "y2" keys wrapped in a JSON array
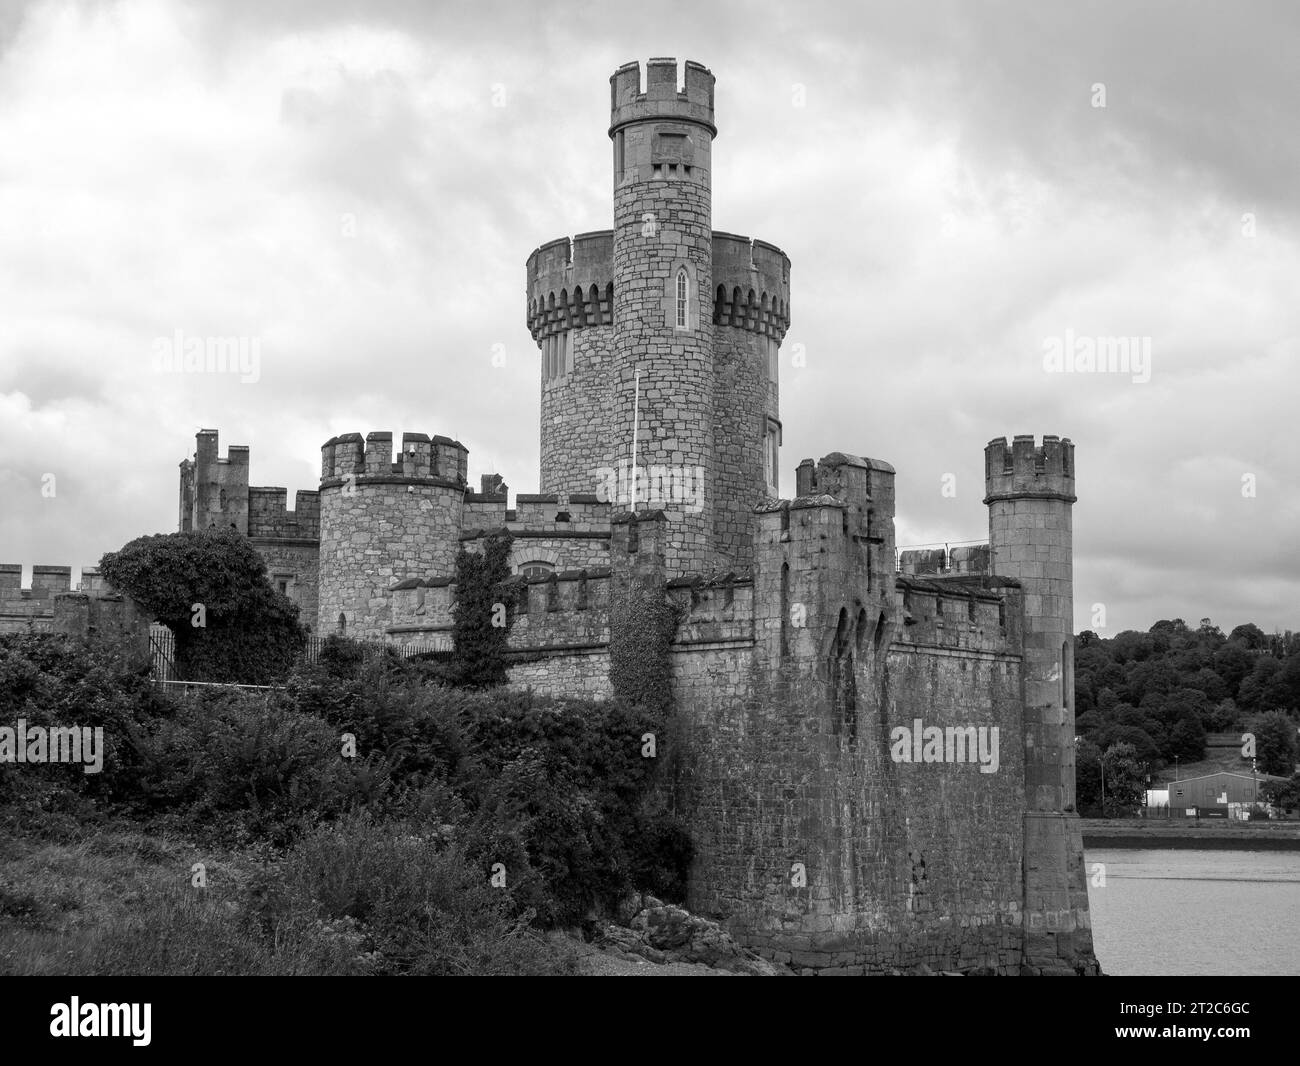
[
  {"x1": 318, "y1": 482, "x2": 463, "y2": 639},
  {"x1": 540, "y1": 325, "x2": 616, "y2": 497},
  {"x1": 613, "y1": 173, "x2": 715, "y2": 576},
  {"x1": 252, "y1": 539, "x2": 320, "y2": 633},
  {"x1": 671, "y1": 626, "x2": 1026, "y2": 974},
  {"x1": 711, "y1": 324, "x2": 768, "y2": 571}
]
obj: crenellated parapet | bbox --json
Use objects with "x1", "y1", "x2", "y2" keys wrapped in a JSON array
[
  {"x1": 609, "y1": 58, "x2": 716, "y2": 139},
  {"x1": 0, "y1": 565, "x2": 125, "y2": 635},
  {"x1": 897, "y1": 544, "x2": 992, "y2": 576},
  {"x1": 248, "y1": 487, "x2": 320, "y2": 540},
  {"x1": 318, "y1": 430, "x2": 469, "y2": 638},
  {"x1": 711, "y1": 233, "x2": 791, "y2": 341},
  {"x1": 180, "y1": 428, "x2": 250, "y2": 534},
  {"x1": 320, "y1": 431, "x2": 468, "y2": 488},
  {"x1": 984, "y1": 434, "x2": 1075, "y2": 504},
  {"x1": 895, "y1": 575, "x2": 1022, "y2": 653},
  {"x1": 526, "y1": 232, "x2": 615, "y2": 342}
]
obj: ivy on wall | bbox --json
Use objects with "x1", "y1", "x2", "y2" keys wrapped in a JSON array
[
  {"x1": 608, "y1": 580, "x2": 682, "y2": 725},
  {"x1": 450, "y1": 531, "x2": 515, "y2": 688}
]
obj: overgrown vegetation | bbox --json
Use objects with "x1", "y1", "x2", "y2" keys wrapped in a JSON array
[
  {"x1": 0, "y1": 623, "x2": 691, "y2": 973},
  {"x1": 449, "y1": 532, "x2": 515, "y2": 688},
  {"x1": 99, "y1": 528, "x2": 305, "y2": 684}
]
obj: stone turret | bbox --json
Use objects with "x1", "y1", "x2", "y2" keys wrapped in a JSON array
[
  {"x1": 984, "y1": 433, "x2": 1095, "y2": 974},
  {"x1": 317, "y1": 431, "x2": 469, "y2": 639}
]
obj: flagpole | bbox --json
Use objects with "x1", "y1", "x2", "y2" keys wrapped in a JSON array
[{"x1": 630, "y1": 368, "x2": 641, "y2": 512}]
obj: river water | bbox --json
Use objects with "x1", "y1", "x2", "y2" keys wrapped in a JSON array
[{"x1": 1085, "y1": 849, "x2": 1300, "y2": 976}]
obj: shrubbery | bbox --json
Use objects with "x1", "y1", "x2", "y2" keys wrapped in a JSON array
[
  {"x1": 99, "y1": 528, "x2": 305, "y2": 683},
  {"x1": 0, "y1": 628, "x2": 693, "y2": 946}
]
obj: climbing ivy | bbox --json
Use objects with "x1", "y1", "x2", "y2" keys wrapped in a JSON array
[
  {"x1": 450, "y1": 531, "x2": 515, "y2": 688},
  {"x1": 608, "y1": 580, "x2": 682, "y2": 725}
]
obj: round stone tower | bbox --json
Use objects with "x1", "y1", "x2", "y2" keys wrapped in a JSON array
[
  {"x1": 317, "y1": 431, "x2": 467, "y2": 640},
  {"x1": 527, "y1": 59, "x2": 791, "y2": 575},
  {"x1": 984, "y1": 433, "x2": 1095, "y2": 973},
  {"x1": 608, "y1": 58, "x2": 717, "y2": 575}
]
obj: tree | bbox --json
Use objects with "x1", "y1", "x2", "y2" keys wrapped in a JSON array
[
  {"x1": 1075, "y1": 738, "x2": 1103, "y2": 815},
  {"x1": 1078, "y1": 741, "x2": 1145, "y2": 817},
  {"x1": 1228, "y1": 623, "x2": 1268, "y2": 650},
  {"x1": 1261, "y1": 773, "x2": 1300, "y2": 813},
  {"x1": 99, "y1": 528, "x2": 304, "y2": 683},
  {"x1": 1246, "y1": 711, "x2": 1299, "y2": 777},
  {"x1": 1186, "y1": 667, "x2": 1228, "y2": 705},
  {"x1": 1206, "y1": 697, "x2": 1240, "y2": 732},
  {"x1": 1212, "y1": 642, "x2": 1255, "y2": 694},
  {"x1": 1238, "y1": 656, "x2": 1284, "y2": 713}
]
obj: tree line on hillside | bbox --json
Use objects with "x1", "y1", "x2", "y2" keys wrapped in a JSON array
[{"x1": 1073, "y1": 618, "x2": 1300, "y2": 816}]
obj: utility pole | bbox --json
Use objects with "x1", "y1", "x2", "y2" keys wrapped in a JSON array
[{"x1": 630, "y1": 368, "x2": 641, "y2": 512}]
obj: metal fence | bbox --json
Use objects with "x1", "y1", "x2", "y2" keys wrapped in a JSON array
[
  {"x1": 149, "y1": 626, "x2": 452, "y2": 683},
  {"x1": 1139, "y1": 804, "x2": 1295, "y2": 822}
]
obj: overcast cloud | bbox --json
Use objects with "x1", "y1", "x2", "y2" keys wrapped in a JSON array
[{"x1": 1, "y1": 0, "x2": 1296, "y2": 634}]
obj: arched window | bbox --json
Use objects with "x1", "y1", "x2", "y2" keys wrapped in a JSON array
[
  {"x1": 675, "y1": 268, "x2": 689, "y2": 329},
  {"x1": 1062, "y1": 640, "x2": 1070, "y2": 710},
  {"x1": 519, "y1": 561, "x2": 554, "y2": 581},
  {"x1": 337, "y1": 612, "x2": 347, "y2": 635}
]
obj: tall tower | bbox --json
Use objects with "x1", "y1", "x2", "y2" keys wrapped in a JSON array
[
  {"x1": 984, "y1": 434, "x2": 1095, "y2": 973},
  {"x1": 527, "y1": 59, "x2": 790, "y2": 575},
  {"x1": 609, "y1": 58, "x2": 716, "y2": 574},
  {"x1": 179, "y1": 429, "x2": 249, "y2": 533}
]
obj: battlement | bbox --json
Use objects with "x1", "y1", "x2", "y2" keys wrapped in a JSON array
[
  {"x1": 712, "y1": 233, "x2": 791, "y2": 340},
  {"x1": 320, "y1": 431, "x2": 468, "y2": 486},
  {"x1": 386, "y1": 564, "x2": 756, "y2": 655},
  {"x1": 609, "y1": 59, "x2": 716, "y2": 139},
  {"x1": 793, "y1": 452, "x2": 896, "y2": 509},
  {"x1": 0, "y1": 566, "x2": 118, "y2": 635},
  {"x1": 511, "y1": 494, "x2": 610, "y2": 530},
  {"x1": 526, "y1": 231, "x2": 616, "y2": 341},
  {"x1": 984, "y1": 435, "x2": 1075, "y2": 503},
  {"x1": 895, "y1": 575, "x2": 1022, "y2": 653},
  {"x1": 194, "y1": 428, "x2": 249, "y2": 467},
  {"x1": 248, "y1": 487, "x2": 321, "y2": 540},
  {"x1": 898, "y1": 544, "x2": 992, "y2": 576},
  {"x1": 0, "y1": 564, "x2": 77, "y2": 593}
]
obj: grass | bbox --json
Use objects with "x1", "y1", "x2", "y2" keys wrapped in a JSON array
[
  {"x1": 0, "y1": 818, "x2": 579, "y2": 976},
  {"x1": 0, "y1": 822, "x2": 283, "y2": 975}
]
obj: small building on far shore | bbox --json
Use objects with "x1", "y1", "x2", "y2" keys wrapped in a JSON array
[{"x1": 1166, "y1": 771, "x2": 1290, "y2": 813}]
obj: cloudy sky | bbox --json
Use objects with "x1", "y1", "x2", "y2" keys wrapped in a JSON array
[{"x1": 1, "y1": 0, "x2": 1296, "y2": 635}]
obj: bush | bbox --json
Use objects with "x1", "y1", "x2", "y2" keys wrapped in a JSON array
[
  {"x1": 136, "y1": 689, "x2": 392, "y2": 845},
  {"x1": 262, "y1": 813, "x2": 572, "y2": 975},
  {"x1": 0, "y1": 632, "x2": 170, "y2": 817},
  {"x1": 99, "y1": 528, "x2": 305, "y2": 683}
]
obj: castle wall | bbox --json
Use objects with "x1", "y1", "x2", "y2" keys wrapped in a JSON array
[
  {"x1": 253, "y1": 540, "x2": 320, "y2": 632},
  {"x1": 0, "y1": 565, "x2": 98, "y2": 635},
  {"x1": 247, "y1": 486, "x2": 321, "y2": 628},
  {"x1": 671, "y1": 588, "x2": 1026, "y2": 974}
]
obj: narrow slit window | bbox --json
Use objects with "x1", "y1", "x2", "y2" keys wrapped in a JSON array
[{"x1": 676, "y1": 269, "x2": 689, "y2": 329}]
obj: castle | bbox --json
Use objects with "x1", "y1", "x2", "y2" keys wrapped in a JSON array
[{"x1": 9, "y1": 58, "x2": 1098, "y2": 974}]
